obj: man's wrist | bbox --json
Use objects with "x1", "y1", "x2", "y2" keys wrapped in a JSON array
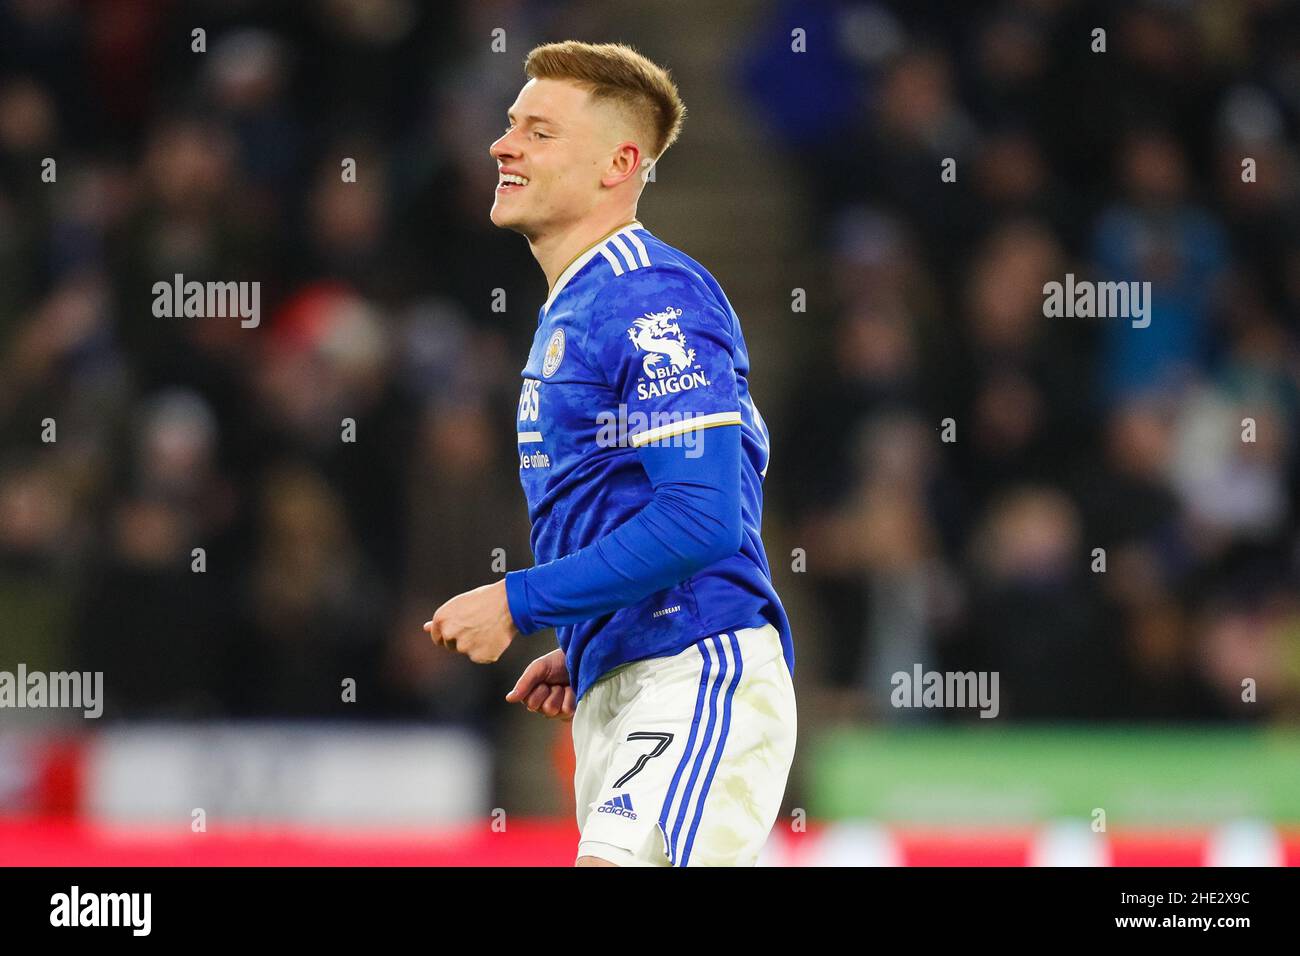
[{"x1": 504, "y1": 569, "x2": 539, "y2": 635}]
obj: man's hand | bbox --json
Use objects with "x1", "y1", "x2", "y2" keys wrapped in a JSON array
[
  {"x1": 425, "y1": 579, "x2": 518, "y2": 664},
  {"x1": 505, "y1": 647, "x2": 575, "y2": 719}
]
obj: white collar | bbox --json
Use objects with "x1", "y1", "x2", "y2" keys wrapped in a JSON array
[{"x1": 542, "y1": 221, "x2": 644, "y2": 316}]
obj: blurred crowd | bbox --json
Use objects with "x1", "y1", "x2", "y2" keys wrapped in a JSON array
[
  {"x1": 0, "y1": 0, "x2": 1297, "y2": 728},
  {"x1": 751, "y1": 0, "x2": 1300, "y2": 721},
  {"x1": 0, "y1": 0, "x2": 545, "y2": 726}
]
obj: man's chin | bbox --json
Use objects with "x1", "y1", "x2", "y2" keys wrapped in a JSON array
[{"x1": 489, "y1": 203, "x2": 528, "y2": 233}]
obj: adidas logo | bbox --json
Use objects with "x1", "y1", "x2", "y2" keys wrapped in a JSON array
[{"x1": 596, "y1": 793, "x2": 637, "y2": 819}]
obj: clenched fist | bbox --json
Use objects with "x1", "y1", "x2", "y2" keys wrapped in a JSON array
[{"x1": 425, "y1": 579, "x2": 518, "y2": 664}]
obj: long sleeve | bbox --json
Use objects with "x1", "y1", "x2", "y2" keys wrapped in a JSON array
[{"x1": 505, "y1": 422, "x2": 742, "y2": 634}]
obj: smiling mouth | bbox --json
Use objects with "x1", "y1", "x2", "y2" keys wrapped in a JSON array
[{"x1": 497, "y1": 173, "x2": 529, "y2": 192}]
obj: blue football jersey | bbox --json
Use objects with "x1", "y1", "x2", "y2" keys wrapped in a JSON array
[{"x1": 513, "y1": 221, "x2": 793, "y2": 698}]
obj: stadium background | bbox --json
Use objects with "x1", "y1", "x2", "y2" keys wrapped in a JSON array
[{"x1": 2, "y1": 0, "x2": 1299, "y2": 865}]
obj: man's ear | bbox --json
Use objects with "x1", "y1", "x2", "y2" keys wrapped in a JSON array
[{"x1": 602, "y1": 141, "x2": 642, "y2": 188}]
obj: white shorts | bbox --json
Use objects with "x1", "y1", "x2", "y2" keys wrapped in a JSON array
[{"x1": 572, "y1": 622, "x2": 796, "y2": 867}]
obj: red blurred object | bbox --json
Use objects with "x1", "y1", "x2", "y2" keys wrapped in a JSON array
[
  {"x1": 266, "y1": 281, "x2": 356, "y2": 356},
  {"x1": 32, "y1": 737, "x2": 85, "y2": 818},
  {"x1": 3, "y1": 817, "x2": 1297, "y2": 866},
  {"x1": 0, "y1": 817, "x2": 581, "y2": 867},
  {"x1": 895, "y1": 828, "x2": 1033, "y2": 867}
]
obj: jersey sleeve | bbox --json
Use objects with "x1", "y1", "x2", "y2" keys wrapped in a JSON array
[
  {"x1": 586, "y1": 265, "x2": 742, "y2": 447},
  {"x1": 503, "y1": 426, "x2": 743, "y2": 634}
]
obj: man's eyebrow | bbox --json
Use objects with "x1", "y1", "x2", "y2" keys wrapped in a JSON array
[{"x1": 506, "y1": 112, "x2": 559, "y2": 127}]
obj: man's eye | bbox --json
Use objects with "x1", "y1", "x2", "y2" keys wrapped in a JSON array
[{"x1": 533, "y1": 131, "x2": 550, "y2": 139}]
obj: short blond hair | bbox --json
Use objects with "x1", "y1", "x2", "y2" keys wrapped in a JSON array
[{"x1": 524, "y1": 41, "x2": 686, "y2": 160}]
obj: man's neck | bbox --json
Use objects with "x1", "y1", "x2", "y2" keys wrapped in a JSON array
[{"x1": 530, "y1": 210, "x2": 641, "y2": 294}]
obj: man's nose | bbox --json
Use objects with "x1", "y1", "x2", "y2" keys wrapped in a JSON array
[{"x1": 490, "y1": 132, "x2": 518, "y2": 160}]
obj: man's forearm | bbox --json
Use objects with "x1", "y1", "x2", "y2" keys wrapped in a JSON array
[{"x1": 505, "y1": 425, "x2": 743, "y2": 634}]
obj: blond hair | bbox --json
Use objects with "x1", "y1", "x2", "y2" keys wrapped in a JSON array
[{"x1": 524, "y1": 41, "x2": 686, "y2": 160}]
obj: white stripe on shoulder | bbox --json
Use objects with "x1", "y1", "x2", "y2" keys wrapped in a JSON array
[
  {"x1": 610, "y1": 234, "x2": 639, "y2": 271},
  {"x1": 597, "y1": 245, "x2": 624, "y2": 276},
  {"x1": 625, "y1": 230, "x2": 652, "y2": 267}
]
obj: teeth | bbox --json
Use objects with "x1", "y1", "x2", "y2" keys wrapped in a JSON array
[{"x1": 500, "y1": 173, "x2": 529, "y2": 186}]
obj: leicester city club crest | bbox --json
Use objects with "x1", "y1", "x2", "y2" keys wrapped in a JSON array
[{"x1": 542, "y1": 328, "x2": 565, "y2": 378}]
